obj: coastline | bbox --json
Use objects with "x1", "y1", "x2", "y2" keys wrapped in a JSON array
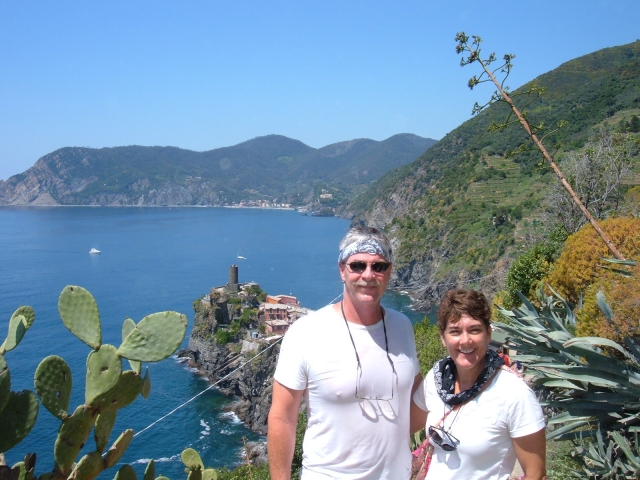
[{"x1": 0, "y1": 204, "x2": 297, "y2": 210}]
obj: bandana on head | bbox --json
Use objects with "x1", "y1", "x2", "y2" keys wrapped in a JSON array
[{"x1": 339, "y1": 239, "x2": 391, "y2": 263}]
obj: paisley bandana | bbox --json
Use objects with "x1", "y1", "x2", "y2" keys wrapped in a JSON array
[
  {"x1": 339, "y1": 239, "x2": 391, "y2": 263},
  {"x1": 433, "y1": 349, "x2": 504, "y2": 406}
]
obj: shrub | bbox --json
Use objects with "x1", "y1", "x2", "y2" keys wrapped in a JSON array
[
  {"x1": 503, "y1": 228, "x2": 566, "y2": 307},
  {"x1": 576, "y1": 263, "x2": 640, "y2": 342},
  {"x1": 413, "y1": 318, "x2": 447, "y2": 375},
  {"x1": 543, "y1": 217, "x2": 640, "y2": 303}
]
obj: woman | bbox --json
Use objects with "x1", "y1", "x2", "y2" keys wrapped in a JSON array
[{"x1": 410, "y1": 289, "x2": 546, "y2": 479}]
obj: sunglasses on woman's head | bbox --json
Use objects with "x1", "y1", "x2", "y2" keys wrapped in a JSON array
[
  {"x1": 345, "y1": 261, "x2": 391, "y2": 273},
  {"x1": 429, "y1": 425, "x2": 459, "y2": 451}
]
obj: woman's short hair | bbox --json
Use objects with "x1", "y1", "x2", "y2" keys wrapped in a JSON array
[{"x1": 437, "y1": 289, "x2": 491, "y2": 333}]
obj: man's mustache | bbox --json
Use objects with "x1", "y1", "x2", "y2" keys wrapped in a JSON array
[{"x1": 353, "y1": 280, "x2": 381, "y2": 287}]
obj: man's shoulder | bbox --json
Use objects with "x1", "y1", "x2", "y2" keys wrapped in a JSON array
[
  {"x1": 287, "y1": 304, "x2": 340, "y2": 332},
  {"x1": 384, "y1": 308, "x2": 414, "y2": 330}
]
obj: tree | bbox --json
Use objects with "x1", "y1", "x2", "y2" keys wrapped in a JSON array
[
  {"x1": 455, "y1": 32, "x2": 626, "y2": 260},
  {"x1": 545, "y1": 131, "x2": 636, "y2": 233}
]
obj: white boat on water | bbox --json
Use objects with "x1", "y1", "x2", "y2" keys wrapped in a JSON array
[
  {"x1": 89, "y1": 248, "x2": 101, "y2": 254},
  {"x1": 237, "y1": 255, "x2": 246, "y2": 259}
]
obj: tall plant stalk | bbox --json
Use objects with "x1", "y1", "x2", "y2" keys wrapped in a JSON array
[{"x1": 454, "y1": 32, "x2": 625, "y2": 261}]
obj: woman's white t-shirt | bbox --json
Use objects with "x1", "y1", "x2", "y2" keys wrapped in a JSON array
[{"x1": 413, "y1": 367, "x2": 545, "y2": 480}]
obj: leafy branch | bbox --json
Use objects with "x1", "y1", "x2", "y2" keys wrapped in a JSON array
[{"x1": 455, "y1": 32, "x2": 625, "y2": 261}]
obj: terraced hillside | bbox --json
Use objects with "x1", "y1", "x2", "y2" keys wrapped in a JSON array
[{"x1": 347, "y1": 40, "x2": 640, "y2": 310}]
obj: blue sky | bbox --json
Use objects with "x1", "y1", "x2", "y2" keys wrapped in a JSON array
[{"x1": 1, "y1": 1, "x2": 638, "y2": 180}]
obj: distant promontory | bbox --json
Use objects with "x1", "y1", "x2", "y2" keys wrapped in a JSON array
[{"x1": 0, "y1": 134, "x2": 436, "y2": 213}]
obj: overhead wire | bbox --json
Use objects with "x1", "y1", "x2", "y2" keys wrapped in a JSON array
[{"x1": 134, "y1": 291, "x2": 344, "y2": 438}]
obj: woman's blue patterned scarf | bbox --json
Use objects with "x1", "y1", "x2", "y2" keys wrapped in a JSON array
[{"x1": 433, "y1": 349, "x2": 504, "y2": 406}]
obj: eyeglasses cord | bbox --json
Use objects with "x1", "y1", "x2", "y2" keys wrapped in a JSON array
[{"x1": 340, "y1": 301, "x2": 397, "y2": 396}]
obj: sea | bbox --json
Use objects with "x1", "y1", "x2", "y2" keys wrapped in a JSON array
[{"x1": 0, "y1": 206, "x2": 426, "y2": 477}]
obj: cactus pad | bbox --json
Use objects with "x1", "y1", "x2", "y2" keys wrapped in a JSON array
[
  {"x1": 94, "y1": 410, "x2": 117, "y2": 453},
  {"x1": 202, "y1": 469, "x2": 217, "y2": 480},
  {"x1": 113, "y1": 464, "x2": 137, "y2": 480},
  {"x1": 54, "y1": 405, "x2": 96, "y2": 473},
  {"x1": 34, "y1": 355, "x2": 72, "y2": 420},
  {"x1": 0, "y1": 354, "x2": 10, "y2": 412},
  {"x1": 143, "y1": 460, "x2": 155, "y2": 480},
  {"x1": 2, "y1": 316, "x2": 24, "y2": 354},
  {"x1": 141, "y1": 368, "x2": 151, "y2": 399},
  {"x1": 86, "y1": 345, "x2": 122, "y2": 404},
  {"x1": 13, "y1": 306, "x2": 35, "y2": 329},
  {"x1": 117, "y1": 312, "x2": 187, "y2": 362},
  {"x1": 103, "y1": 429, "x2": 134, "y2": 468},
  {"x1": 122, "y1": 318, "x2": 142, "y2": 373},
  {"x1": 90, "y1": 371, "x2": 143, "y2": 414},
  {"x1": 69, "y1": 451, "x2": 104, "y2": 480},
  {"x1": 181, "y1": 448, "x2": 204, "y2": 470},
  {"x1": 0, "y1": 390, "x2": 39, "y2": 454},
  {"x1": 2, "y1": 305, "x2": 36, "y2": 354},
  {"x1": 58, "y1": 286, "x2": 102, "y2": 349}
]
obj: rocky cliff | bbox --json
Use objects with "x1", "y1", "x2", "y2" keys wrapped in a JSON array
[
  {"x1": 180, "y1": 335, "x2": 278, "y2": 435},
  {"x1": 178, "y1": 291, "x2": 279, "y2": 436}
]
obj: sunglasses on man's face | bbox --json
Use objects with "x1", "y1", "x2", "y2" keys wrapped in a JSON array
[
  {"x1": 345, "y1": 261, "x2": 391, "y2": 274},
  {"x1": 429, "y1": 425, "x2": 459, "y2": 451}
]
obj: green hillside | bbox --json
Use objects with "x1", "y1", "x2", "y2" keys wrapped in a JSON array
[
  {"x1": 0, "y1": 134, "x2": 436, "y2": 207},
  {"x1": 348, "y1": 40, "x2": 640, "y2": 301}
]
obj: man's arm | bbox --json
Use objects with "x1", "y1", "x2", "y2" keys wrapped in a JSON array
[
  {"x1": 410, "y1": 373, "x2": 427, "y2": 434},
  {"x1": 268, "y1": 380, "x2": 305, "y2": 480}
]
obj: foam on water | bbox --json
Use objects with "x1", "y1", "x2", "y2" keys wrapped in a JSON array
[{"x1": 219, "y1": 411, "x2": 242, "y2": 424}]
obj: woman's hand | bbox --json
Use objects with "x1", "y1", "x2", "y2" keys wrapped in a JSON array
[{"x1": 513, "y1": 428, "x2": 546, "y2": 480}]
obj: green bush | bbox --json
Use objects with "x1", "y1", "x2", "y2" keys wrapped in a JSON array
[
  {"x1": 413, "y1": 318, "x2": 447, "y2": 375},
  {"x1": 503, "y1": 228, "x2": 566, "y2": 308},
  {"x1": 215, "y1": 329, "x2": 232, "y2": 345}
]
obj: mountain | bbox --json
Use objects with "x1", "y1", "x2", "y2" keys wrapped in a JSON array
[
  {"x1": 0, "y1": 134, "x2": 436, "y2": 208},
  {"x1": 347, "y1": 40, "x2": 640, "y2": 310}
]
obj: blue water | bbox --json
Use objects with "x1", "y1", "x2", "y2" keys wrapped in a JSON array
[{"x1": 0, "y1": 207, "x2": 426, "y2": 477}]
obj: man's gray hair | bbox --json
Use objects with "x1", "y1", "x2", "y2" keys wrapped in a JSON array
[{"x1": 338, "y1": 226, "x2": 393, "y2": 263}]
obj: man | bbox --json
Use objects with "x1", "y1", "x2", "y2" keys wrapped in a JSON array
[{"x1": 268, "y1": 226, "x2": 422, "y2": 479}]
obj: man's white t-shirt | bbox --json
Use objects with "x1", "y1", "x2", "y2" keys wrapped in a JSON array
[
  {"x1": 274, "y1": 305, "x2": 420, "y2": 479},
  {"x1": 413, "y1": 367, "x2": 546, "y2": 480}
]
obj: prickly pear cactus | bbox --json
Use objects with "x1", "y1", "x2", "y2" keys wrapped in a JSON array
[
  {"x1": 117, "y1": 311, "x2": 187, "y2": 362},
  {"x1": 181, "y1": 448, "x2": 218, "y2": 480},
  {"x1": 34, "y1": 355, "x2": 72, "y2": 420},
  {"x1": 103, "y1": 429, "x2": 134, "y2": 468},
  {"x1": 0, "y1": 305, "x2": 38, "y2": 455},
  {"x1": 94, "y1": 410, "x2": 117, "y2": 453},
  {"x1": 85, "y1": 345, "x2": 122, "y2": 404},
  {"x1": 0, "y1": 354, "x2": 10, "y2": 412},
  {"x1": 142, "y1": 460, "x2": 155, "y2": 480},
  {"x1": 122, "y1": 318, "x2": 141, "y2": 374},
  {"x1": 54, "y1": 405, "x2": 95, "y2": 474},
  {"x1": 113, "y1": 465, "x2": 137, "y2": 480},
  {"x1": 1, "y1": 306, "x2": 35, "y2": 354},
  {"x1": 0, "y1": 390, "x2": 39, "y2": 453},
  {"x1": 58, "y1": 286, "x2": 102, "y2": 349},
  {"x1": 4, "y1": 285, "x2": 190, "y2": 480}
]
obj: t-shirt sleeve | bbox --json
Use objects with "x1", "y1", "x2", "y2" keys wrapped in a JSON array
[
  {"x1": 273, "y1": 320, "x2": 308, "y2": 391},
  {"x1": 412, "y1": 370, "x2": 430, "y2": 412},
  {"x1": 507, "y1": 378, "x2": 546, "y2": 438}
]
